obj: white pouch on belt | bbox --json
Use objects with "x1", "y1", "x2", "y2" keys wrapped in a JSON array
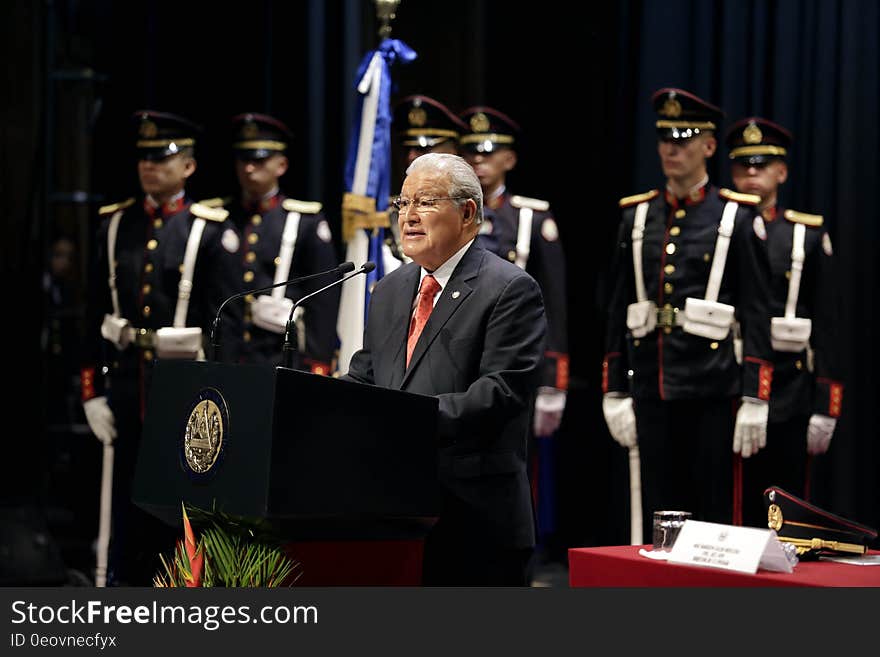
[
  {"x1": 251, "y1": 295, "x2": 294, "y2": 334},
  {"x1": 101, "y1": 314, "x2": 132, "y2": 350},
  {"x1": 155, "y1": 327, "x2": 203, "y2": 359},
  {"x1": 682, "y1": 297, "x2": 735, "y2": 340},
  {"x1": 770, "y1": 316, "x2": 812, "y2": 352},
  {"x1": 626, "y1": 300, "x2": 657, "y2": 338}
]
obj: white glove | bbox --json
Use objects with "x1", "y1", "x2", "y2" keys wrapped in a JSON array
[
  {"x1": 807, "y1": 414, "x2": 837, "y2": 455},
  {"x1": 733, "y1": 397, "x2": 769, "y2": 458},
  {"x1": 83, "y1": 397, "x2": 117, "y2": 446},
  {"x1": 602, "y1": 393, "x2": 637, "y2": 448},
  {"x1": 533, "y1": 387, "x2": 566, "y2": 437}
]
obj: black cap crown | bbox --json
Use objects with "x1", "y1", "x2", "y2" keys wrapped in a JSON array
[
  {"x1": 458, "y1": 106, "x2": 521, "y2": 154},
  {"x1": 652, "y1": 88, "x2": 724, "y2": 141},
  {"x1": 231, "y1": 112, "x2": 293, "y2": 160},
  {"x1": 726, "y1": 116, "x2": 792, "y2": 165},
  {"x1": 393, "y1": 95, "x2": 466, "y2": 149},
  {"x1": 133, "y1": 110, "x2": 201, "y2": 161}
]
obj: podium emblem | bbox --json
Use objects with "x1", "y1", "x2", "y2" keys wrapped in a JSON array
[{"x1": 182, "y1": 388, "x2": 229, "y2": 477}]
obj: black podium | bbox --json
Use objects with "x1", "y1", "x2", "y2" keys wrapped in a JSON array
[{"x1": 133, "y1": 360, "x2": 441, "y2": 539}]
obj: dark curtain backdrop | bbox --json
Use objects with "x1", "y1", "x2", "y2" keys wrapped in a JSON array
[{"x1": 3, "y1": 0, "x2": 877, "y2": 565}]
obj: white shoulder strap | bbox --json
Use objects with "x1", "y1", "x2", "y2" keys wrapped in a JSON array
[
  {"x1": 271, "y1": 211, "x2": 301, "y2": 300},
  {"x1": 631, "y1": 201, "x2": 650, "y2": 303},
  {"x1": 705, "y1": 201, "x2": 738, "y2": 302},
  {"x1": 784, "y1": 222, "x2": 806, "y2": 318},
  {"x1": 514, "y1": 206, "x2": 533, "y2": 270},
  {"x1": 106, "y1": 210, "x2": 124, "y2": 318},
  {"x1": 173, "y1": 217, "x2": 207, "y2": 328}
]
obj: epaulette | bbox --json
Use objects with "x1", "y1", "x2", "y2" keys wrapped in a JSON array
[
  {"x1": 510, "y1": 195, "x2": 550, "y2": 212},
  {"x1": 190, "y1": 203, "x2": 229, "y2": 222},
  {"x1": 784, "y1": 209, "x2": 823, "y2": 227},
  {"x1": 719, "y1": 188, "x2": 761, "y2": 205},
  {"x1": 198, "y1": 196, "x2": 232, "y2": 209},
  {"x1": 618, "y1": 190, "x2": 659, "y2": 208},
  {"x1": 98, "y1": 198, "x2": 135, "y2": 216},
  {"x1": 282, "y1": 198, "x2": 323, "y2": 214}
]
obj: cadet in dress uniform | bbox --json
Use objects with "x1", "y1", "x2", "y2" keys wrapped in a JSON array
[
  {"x1": 81, "y1": 110, "x2": 244, "y2": 584},
  {"x1": 726, "y1": 117, "x2": 843, "y2": 526},
  {"x1": 458, "y1": 107, "x2": 568, "y2": 552},
  {"x1": 222, "y1": 113, "x2": 340, "y2": 372},
  {"x1": 601, "y1": 89, "x2": 775, "y2": 535}
]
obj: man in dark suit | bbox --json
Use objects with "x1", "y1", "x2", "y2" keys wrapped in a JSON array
[{"x1": 344, "y1": 153, "x2": 547, "y2": 586}]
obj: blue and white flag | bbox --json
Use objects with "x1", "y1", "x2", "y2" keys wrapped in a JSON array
[{"x1": 336, "y1": 38, "x2": 416, "y2": 374}]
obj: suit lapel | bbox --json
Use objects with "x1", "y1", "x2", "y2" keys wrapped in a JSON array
[{"x1": 401, "y1": 244, "x2": 483, "y2": 388}]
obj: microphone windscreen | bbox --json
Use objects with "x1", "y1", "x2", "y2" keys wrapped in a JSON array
[
  {"x1": 362, "y1": 261, "x2": 377, "y2": 273},
  {"x1": 337, "y1": 261, "x2": 356, "y2": 273}
]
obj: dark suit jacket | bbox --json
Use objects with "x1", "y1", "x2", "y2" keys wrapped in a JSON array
[{"x1": 345, "y1": 242, "x2": 547, "y2": 549}]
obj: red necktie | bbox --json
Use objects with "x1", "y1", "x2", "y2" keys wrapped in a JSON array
[{"x1": 407, "y1": 275, "x2": 441, "y2": 367}]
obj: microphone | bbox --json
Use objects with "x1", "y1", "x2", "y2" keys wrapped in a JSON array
[
  {"x1": 281, "y1": 261, "x2": 376, "y2": 369},
  {"x1": 210, "y1": 261, "x2": 355, "y2": 360}
]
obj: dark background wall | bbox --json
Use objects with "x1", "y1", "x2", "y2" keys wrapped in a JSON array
[{"x1": 3, "y1": 0, "x2": 877, "y2": 575}]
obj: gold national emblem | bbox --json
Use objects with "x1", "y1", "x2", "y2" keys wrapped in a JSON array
[
  {"x1": 470, "y1": 112, "x2": 490, "y2": 133},
  {"x1": 242, "y1": 121, "x2": 259, "y2": 139},
  {"x1": 767, "y1": 503, "x2": 783, "y2": 531},
  {"x1": 139, "y1": 119, "x2": 158, "y2": 138},
  {"x1": 408, "y1": 107, "x2": 427, "y2": 127},
  {"x1": 743, "y1": 122, "x2": 763, "y2": 144},
  {"x1": 184, "y1": 397, "x2": 225, "y2": 474},
  {"x1": 661, "y1": 98, "x2": 682, "y2": 118}
]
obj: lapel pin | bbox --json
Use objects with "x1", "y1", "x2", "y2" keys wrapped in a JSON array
[{"x1": 451, "y1": 290, "x2": 460, "y2": 299}]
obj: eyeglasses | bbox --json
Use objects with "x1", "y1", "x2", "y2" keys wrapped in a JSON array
[{"x1": 392, "y1": 196, "x2": 466, "y2": 214}]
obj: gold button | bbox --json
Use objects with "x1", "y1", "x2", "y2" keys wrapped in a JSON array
[
  {"x1": 664, "y1": 264, "x2": 675, "y2": 275},
  {"x1": 710, "y1": 342, "x2": 719, "y2": 350},
  {"x1": 248, "y1": 233, "x2": 259, "y2": 245},
  {"x1": 153, "y1": 218, "x2": 163, "y2": 229},
  {"x1": 144, "y1": 350, "x2": 154, "y2": 361},
  {"x1": 674, "y1": 209, "x2": 686, "y2": 219},
  {"x1": 147, "y1": 239, "x2": 158, "y2": 251},
  {"x1": 665, "y1": 243, "x2": 676, "y2": 255},
  {"x1": 274, "y1": 256, "x2": 281, "y2": 267},
  {"x1": 142, "y1": 284, "x2": 151, "y2": 295},
  {"x1": 243, "y1": 331, "x2": 251, "y2": 342},
  {"x1": 179, "y1": 264, "x2": 185, "y2": 273},
  {"x1": 246, "y1": 252, "x2": 257, "y2": 263},
  {"x1": 703, "y1": 253, "x2": 711, "y2": 262},
  {"x1": 251, "y1": 214, "x2": 262, "y2": 226},
  {"x1": 244, "y1": 294, "x2": 255, "y2": 304},
  {"x1": 144, "y1": 263, "x2": 154, "y2": 273},
  {"x1": 785, "y1": 270, "x2": 791, "y2": 280},
  {"x1": 664, "y1": 282, "x2": 673, "y2": 294},
  {"x1": 507, "y1": 250, "x2": 516, "y2": 262},
  {"x1": 243, "y1": 271, "x2": 254, "y2": 282},
  {"x1": 142, "y1": 305, "x2": 151, "y2": 317},
  {"x1": 796, "y1": 360, "x2": 803, "y2": 370},
  {"x1": 663, "y1": 327, "x2": 672, "y2": 335},
  {"x1": 633, "y1": 339, "x2": 640, "y2": 347},
  {"x1": 670, "y1": 226, "x2": 681, "y2": 236}
]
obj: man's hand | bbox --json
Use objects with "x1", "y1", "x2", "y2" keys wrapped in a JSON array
[
  {"x1": 533, "y1": 387, "x2": 566, "y2": 437},
  {"x1": 602, "y1": 393, "x2": 637, "y2": 448},
  {"x1": 733, "y1": 397, "x2": 769, "y2": 458},
  {"x1": 83, "y1": 397, "x2": 117, "y2": 446},
  {"x1": 807, "y1": 414, "x2": 837, "y2": 455}
]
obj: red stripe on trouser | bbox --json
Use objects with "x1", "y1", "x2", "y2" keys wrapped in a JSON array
[{"x1": 732, "y1": 454, "x2": 743, "y2": 526}]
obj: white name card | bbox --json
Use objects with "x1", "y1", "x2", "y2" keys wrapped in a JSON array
[{"x1": 666, "y1": 520, "x2": 793, "y2": 574}]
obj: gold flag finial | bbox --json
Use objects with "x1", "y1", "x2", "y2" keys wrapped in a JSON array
[{"x1": 375, "y1": 0, "x2": 401, "y2": 39}]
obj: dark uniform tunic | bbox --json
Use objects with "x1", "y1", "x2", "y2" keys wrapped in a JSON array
[
  {"x1": 81, "y1": 195, "x2": 243, "y2": 584},
  {"x1": 603, "y1": 184, "x2": 774, "y2": 532},
  {"x1": 484, "y1": 192, "x2": 568, "y2": 391},
  {"x1": 225, "y1": 192, "x2": 340, "y2": 372},
  {"x1": 742, "y1": 206, "x2": 843, "y2": 526}
]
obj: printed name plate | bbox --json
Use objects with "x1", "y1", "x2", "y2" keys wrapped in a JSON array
[{"x1": 666, "y1": 520, "x2": 793, "y2": 574}]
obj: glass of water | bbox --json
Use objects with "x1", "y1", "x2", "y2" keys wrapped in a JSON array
[{"x1": 652, "y1": 510, "x2": 692, "y2": 552}]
